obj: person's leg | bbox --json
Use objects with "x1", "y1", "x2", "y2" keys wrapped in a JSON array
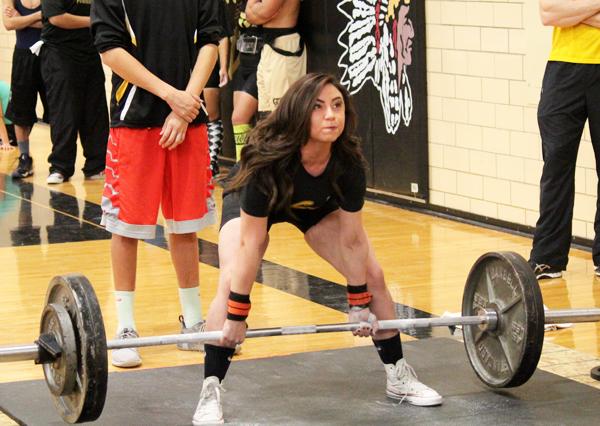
[
  {"x1": 9, "y1": 49, "x2": 40, "y2": 178},
  {"x1": 304, "y1": 211, "x2": 442, "y2": 406},
  {"x1": 204, "y1": 87, "x2": 223, "y2": 176},
  {"x1": 161, "y1": 124, "x2": 214, "y2": 348},
  {"x1": 303, "y1": 211, "x2": 396, "y2": 336},
  {"x1": 169, "y1": 232, "x2": 203, "y2": 328},
  {"x1": 232, "y1": 91, "x2": 257, "y2": 160},
  {"x1": 79, "y1": 58, "x2": 109, "y2": 178},
  {"x1": 15, "y1": 126, "x2": 31, "y2": 151},
  {"x1": 586, "y1": 64, "x2": 600, "y2": 270},
  {"x1": 194, "y1": 211, "x2": 269, "y2": 425},
  {"x1": 109, "y1": 233, "x2": 143, "y2": 368},
  {"x1": 11, "y1": 125, "x2": 34, "y2": 179},
  {"x1": 112, "y1": 234, "x2": 138, "y2": 327},
  {"x1": 102, "y1": 127, "x2": 166, "y2": 367},
  {"x1": 193, "y1": 220, "x2": 241, "y2": 425},
  {"x1": 530, "y1": 62, "x2": 588, "y2": 273},
  {"x1": 40, "y1": 47, "x2": 81, "y2": 180}
]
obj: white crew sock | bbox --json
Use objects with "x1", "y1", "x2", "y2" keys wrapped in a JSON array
[
  {"x1": 178, "y1": 286, "x2": 203, "y2": 327},
  {"x1": 115, "y1": 290, "x2": 136, "y2": 332}
]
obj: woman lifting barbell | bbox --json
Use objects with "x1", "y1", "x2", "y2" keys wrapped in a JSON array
[{"x1": 193, "y1": 73, "x2": 443, "y2": 425}]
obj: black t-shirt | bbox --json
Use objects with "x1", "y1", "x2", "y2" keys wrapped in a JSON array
[
  {"x1": 239, "y1": 156, "x2": 366, "y2": 227},
  {"x1": 41, "y1": 0, "x2": 97, "y2": 62},
  {"x1": 218, "y1": 0, "x2": 233, "y2": 38},
  {"x1": 91, "y1": 0, "x2": 221, "y2": 128}
]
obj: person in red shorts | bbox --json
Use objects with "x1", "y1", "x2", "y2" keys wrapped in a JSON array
[{"x1": 91, "y1": 0, "x2": 222, "y2": 368}]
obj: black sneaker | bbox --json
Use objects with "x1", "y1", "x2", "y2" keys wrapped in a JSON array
[
  {"x1": 594, "y1": 266, "x2": 600, "y2": 277},
  {"x1": 11, "y1": 154, "x2": 33, "y2": 179},
  {"x1": 529, "y1": 260, "x2": 562, "y2": 279}
]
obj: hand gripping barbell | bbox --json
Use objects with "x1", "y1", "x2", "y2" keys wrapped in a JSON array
[{"x1": 2, "y1": 251, "x2": 600, "y2": 424}]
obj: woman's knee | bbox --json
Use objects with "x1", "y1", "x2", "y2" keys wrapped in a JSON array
[
  {"x1": 231, "y1": 109, "x2": 251, "y2": 126},
  {"x1": 367, "y1": 262, "x2": 386, "y2": 290}
]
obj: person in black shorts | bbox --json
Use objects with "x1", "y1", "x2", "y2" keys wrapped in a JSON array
[
  {"x1": 192, "y1": 73, "x2": 442, "y2": 425},
  {"x1": 2, "y1": 0, "x2": 47, "y2": 177}
]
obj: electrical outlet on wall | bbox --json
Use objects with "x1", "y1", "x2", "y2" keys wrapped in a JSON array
[{"x1": 410, "y1": 183, "x2": 419, "y2": 193}]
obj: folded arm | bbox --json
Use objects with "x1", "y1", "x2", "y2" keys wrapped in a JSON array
[
  {"x1": 583, "y1": 10, "x2": 600, "y2": 27},
  {"x1": 48, "y1": 13, "x2": 90, "y2": 29},
  {"x1": 245, "y1": 0, "x2": 283, "y2": 25},
  {"x1": 2, "y1": 1, "x2": 42, "y2": 31},
  {"x1": 539, "y1": 0, "x2": 600, "y2": 27}
]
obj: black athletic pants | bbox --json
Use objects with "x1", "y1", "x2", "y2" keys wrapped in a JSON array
[
  {"x1": 530, "y1": 61, "x2": 600, "y2": 269},
  {"x1": 41, "y1": 46, "x2": 108, "y2": 178}
]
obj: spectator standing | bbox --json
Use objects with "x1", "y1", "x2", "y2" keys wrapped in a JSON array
[
  {"x1": 40, "y1": 0, "x2": 108, "y2": 184},
  {"x1": 91, "y1": 0, "x2": 221, "y2": 368},
  {"x1": 246, "y1": 0, "x2": 306, "y2": 117},
  {"x1": 529, "y1": 1, "x2": 600, "y2": 279},
  {"x1": 2, "y1": 0, "x2": 46, "y2": 177}
]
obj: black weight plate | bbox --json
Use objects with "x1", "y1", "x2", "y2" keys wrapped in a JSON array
[
  {"x1": 462, "y1": 251, "x2": 544, "y2": 388},
  {"x1": 40, "y1": 303, "x2": 78, "y2": 396},
  {"x1": 45, "y1": 274, "x2": 108, "y2": 423}
]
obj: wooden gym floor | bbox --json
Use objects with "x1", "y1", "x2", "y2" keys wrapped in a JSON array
[{"x1": 1, "y1": 125, "x2": 600, "y2": 423}]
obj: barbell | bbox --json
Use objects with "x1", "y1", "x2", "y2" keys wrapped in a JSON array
[{"x1": 2, "y1": 251, "x2": 600, "y2": 423}]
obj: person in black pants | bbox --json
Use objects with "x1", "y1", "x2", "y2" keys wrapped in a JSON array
[
  {"x1": 529, "y1": 0, "x2": 600, "y2": 279},
  {"x1": 40, "y1": 0, "x2": 108, "y2": 184}
]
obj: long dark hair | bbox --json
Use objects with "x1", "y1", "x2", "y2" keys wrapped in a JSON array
[{"x1": 227, "y1": 73, "x2": 367, "y2": 214}]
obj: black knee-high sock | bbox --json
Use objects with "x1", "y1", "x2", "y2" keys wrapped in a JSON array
[
  {"x1": 207, "y1": 120, "x2": 223, "y2": 176},
  {"x1": 204, "y1": 344, "x2": 236, "y2": 382},
  {"x1": 373, "y1": 333, "x2": 403, "y2": 365}
]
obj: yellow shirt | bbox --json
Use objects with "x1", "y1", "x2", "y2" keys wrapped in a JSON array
[{"x1": 549, "y1": 25, "x2": 600, "y2": 64}]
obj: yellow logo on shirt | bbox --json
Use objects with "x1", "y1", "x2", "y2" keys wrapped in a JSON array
[{"x1": 291, "y1": 200, "x2": 317, "y2": 210}]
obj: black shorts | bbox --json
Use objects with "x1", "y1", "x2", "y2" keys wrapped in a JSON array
[
  {"x1": 231, "y1": 53, "x2": 259, "y2": 99},
  {"x1": 220, "y1": 191, "x2": 338, "y2": 234},
  {"x1": 205, "y1": 62, "x2": 220, "y2": 89},
  {"x1": 6, "y1": 48, "x2": 46, "y2": 127}
]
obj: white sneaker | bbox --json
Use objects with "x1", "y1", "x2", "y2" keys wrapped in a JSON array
[
  {"x1": 46, "y1": 172, "x2": 65, "y2": 184},
  {"x1": 177, "y1": 316, "x2": 206, "y2": 352},
  {"x1": 111, "y1": 328, "x2": 142, "y2": 368},
  {"x1": 177, "y1": 316, "x2": 242, "y2": 355},
  {"x1": 193, "y1": 376, "x2": 224, "y2": 425},
  {"x1": 385, "y1": 359, "x2": 443, "y2": 406},
  {"x1": 85, "y1": 170, "x2": 105, "y2": 181}
]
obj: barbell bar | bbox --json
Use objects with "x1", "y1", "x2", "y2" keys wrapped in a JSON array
[
  {"x1": 2, "y1": 251, "x2": 600, "y2": 424},
  {"x1": 5, "y1": 308, "x2": 600, "y2": 359},
  {"x1": 0, "y1": 313, "x2": 499, "y2": 361}
]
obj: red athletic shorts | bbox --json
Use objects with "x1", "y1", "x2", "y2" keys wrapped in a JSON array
[{"x1": 101, "y1": 125, "x2": 215, "y2": 239}]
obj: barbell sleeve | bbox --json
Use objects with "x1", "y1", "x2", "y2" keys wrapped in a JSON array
[
  {"x1": 544, "y1": 308, "x2": 600, "y2": 324},
  {"x1": 0, "y1": 344, "x2": 39, "y2": 363}
]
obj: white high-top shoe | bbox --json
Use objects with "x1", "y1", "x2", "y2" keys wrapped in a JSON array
[
  {"x1": 193, "y1": 376, "x2": 225, "y2": 425},
  {"x1": 385, "y1": 359, "x2": 443, "y2": 406}
]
